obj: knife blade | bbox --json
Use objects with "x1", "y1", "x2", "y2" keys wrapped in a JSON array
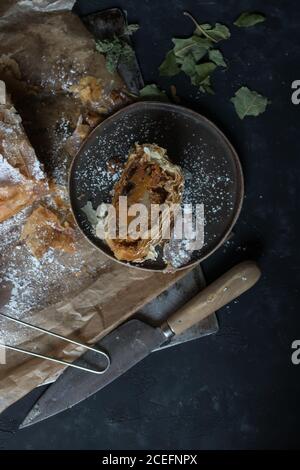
[
  {"x1": 20, "y1": 261, "x2": 261, "y2": 428},
  {"x1": 20, "y1": 319, "x2": 167, "y2": 428}
]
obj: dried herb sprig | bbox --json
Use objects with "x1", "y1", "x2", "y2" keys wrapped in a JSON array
[
  {"x1": 96, "y1": 24, "x2": 139, "y2": 74},
  {"x1": 159, "y1": 12, "x2": 230, "y2": 93}
]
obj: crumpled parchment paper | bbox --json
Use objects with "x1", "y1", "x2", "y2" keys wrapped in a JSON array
[{"x1": 0, "y1": 0, "x2": 189, "y2": 414}]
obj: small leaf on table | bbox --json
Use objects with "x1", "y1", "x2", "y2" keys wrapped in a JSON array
[
  {"x1": 231, "y1": 86, "x2": 269, "y2": 119},
  {"x1": 195, "y1": 22, "x2": 231, "y2": 42},
  {"x1": 139, "y1": 84, "x2": 169, "y2": 102},
  {"x1": 159, "y1": 50, "x2": 181, "y2": 76},
  {"x1": 234, "y1": 12, "x2": 266, "y2": 28},
  {"x1": 195, "y1": 62, "x2": 217, "y2": 82},
  {"x1": 208, "y1": 49, "x2": 227, "y2": 67}
]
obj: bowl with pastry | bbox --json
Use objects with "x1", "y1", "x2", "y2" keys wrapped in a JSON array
[{"x1": 69, "y1": 101, "x2": 243, "y2": 271}]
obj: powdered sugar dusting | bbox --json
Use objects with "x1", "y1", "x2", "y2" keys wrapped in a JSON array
[
  {"x1": 0, "y1": 225, "x2": 108, "y2": 344},
  {"x1": 40, "y1": 56, "x2": 84, "y2": 95},
  {"x1": 72, "y1": 106, "x2": 240, "y2": 269},
  {"x1": 0, "y1": 102, "x2": 45, "y2": 181},
  {"x1": 0, "y1": 155, "x2": 24, "y2": 183}
]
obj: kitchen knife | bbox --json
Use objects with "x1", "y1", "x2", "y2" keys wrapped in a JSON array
[{"x1": 20, "y1": 261, "x2": 261, "y2": 428}]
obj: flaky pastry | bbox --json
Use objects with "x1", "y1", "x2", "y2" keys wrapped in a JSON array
[{"x1": 100, "y1": 143, "x2": 184, "y2": 262}]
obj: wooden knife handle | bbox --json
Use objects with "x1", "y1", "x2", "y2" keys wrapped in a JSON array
[{"x1": 164, "y1": 261, "x2": 261, "y2": 336}]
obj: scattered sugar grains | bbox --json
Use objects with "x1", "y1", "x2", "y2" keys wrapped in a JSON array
[
  {"x1": 0, "y1": 205, "x2": 108, "y2": 346},
  {"x1": 0, "y1": 60, "x2": 111, "y2": 345},
  {"x1": 40, "y1": 56, "x2": 83, "y2": 94},
  {"x1": 76, "y1": 113, "x2": 235, "y2": 268},
  {"x1": 0, "y1": 236, "x2": 108, "y2": 344},
  {"x1": 0, "y1": 106, "x2": 44, "y2": 182},
  {"x1": 2, "y1": 246, "x2": 80, "y2": 315},
  {"x1": 47, "y1": 115, "x2": 72, "y2": 185}
]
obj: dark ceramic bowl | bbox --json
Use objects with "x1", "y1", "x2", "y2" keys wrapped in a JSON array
[{"x1": 69, "y1": 101, "x2": 243, "y2": 271}]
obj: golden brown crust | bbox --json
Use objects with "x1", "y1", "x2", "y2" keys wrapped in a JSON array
[
  {"x1": 21, "y1": 205, "x2": 76, "y2": 259},
  {"x1": 105, "y1": 143, "x2": 184, "y2": 262},
  {"x1": 0, "y1": 180, "x2": 46, "y2": 223},
  {"x1": 0, "y1": 82, "x2": 48, "y2": 222}
]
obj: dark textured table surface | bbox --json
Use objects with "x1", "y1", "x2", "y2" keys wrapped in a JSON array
[{"x1": 1, "y1": 0, "x2": 299, "y2": 450}]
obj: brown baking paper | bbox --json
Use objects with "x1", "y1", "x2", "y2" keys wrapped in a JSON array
[
  {"x1": 0, "y1": 255, "x2": 187, "y2": 413},
  {"x1": 0, "y1": 0, "x2": 189, "y2": 413}
]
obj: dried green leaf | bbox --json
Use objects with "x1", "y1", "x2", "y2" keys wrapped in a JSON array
[
  {"x1": 200, "y1": 23, "x2": 231, "y2": 41},
  {"x1": 96, "y1": 38, "x2": 122, "y2": 73},
  {"x1": 199, "y1": 23, "x2": 212, "y2": 30},
  {"x1": 191, "y1": 47, "x2": 208, "y2": 62},
  {"x1": 121, "y1": 43, "x2": 136, "y2": 66},
  {"x1": 189, "y1": 62, "x2": 216, "y2": 93},
  {"x1": 231, "y1": 86, "x2": 268, "y2": 119},
  {"x1": 95, "y1": 39, "x2": 112, "y2": 54},
  {"x1": 181, "y1": 53, "x2": 196, "y2": 77},
  {"x1": 172, "y1": 37, "x2": 197, "y2": 57},
  {"x1": 159, "y1": 12, "x2": 229, "y2": 95},
  {"x1": 208, "y1": 49, "x2": 226, "y2": 67},
  {"x1": 199, "y1": 76, "x2": 214, "y2": 94},
  {"x1": 234, "y1": 12, "x2": 266, "y2": 28},
  {"x1": 96, "y1": 39, "x2": 135, "y2": 73},
  {"x1": 191, "y1": 39, "x2": 211, "y2": 61},
  {"x1": 195, "y1": 62, "x2": 217, "y2": 82},
  {"x1": 82, "y1": 201, "x2": 98, "y2": 227},
  {"x1": 95, "y1": 24, "x2": 138, "y2": 74},
  {"x1": 172, "y1": 36, "x2": 211, "y2": 59},
  {"x1": 139, "y1": 84, "x2": 169, "y2": 102},
  {"x1": 159, "y1": 50, "x2": 181, "y2": 76},
  {"x1": 183, "y1": 12, "x2": 230, "y2": 44},
  {"x1": 180, "y1": 57, "x2": 216, "y2": 93},
  {"x1": 191, "y1": 74, "x2": 213, "y2": 94}
]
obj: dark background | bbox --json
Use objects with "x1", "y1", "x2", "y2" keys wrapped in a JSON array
[{"x1": 0, "y1": 0, "x2": 299, "y2": 450}]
